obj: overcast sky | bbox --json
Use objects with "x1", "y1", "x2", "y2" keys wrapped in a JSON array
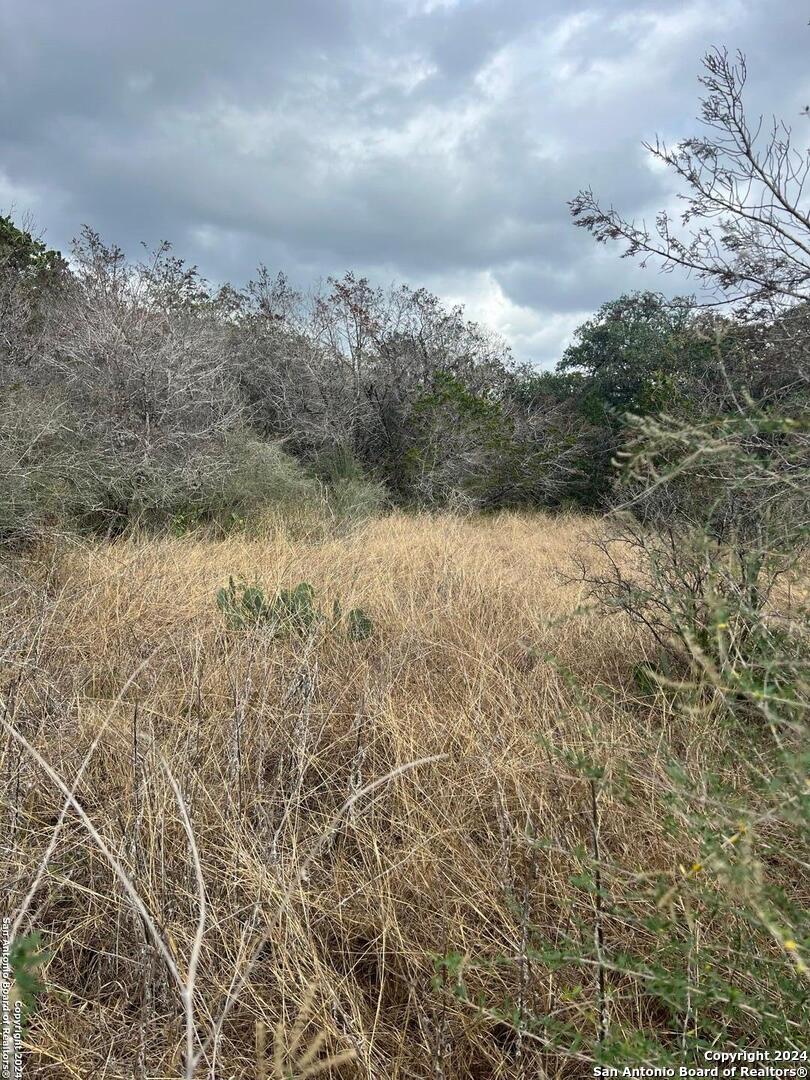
[{"x1": 1, "y1": 1, "x2": 807, "y2": 365}]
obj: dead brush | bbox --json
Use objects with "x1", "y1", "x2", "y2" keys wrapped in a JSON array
[{"x1": 1, "y1": 511, "x2": 807, "y2": 1077}]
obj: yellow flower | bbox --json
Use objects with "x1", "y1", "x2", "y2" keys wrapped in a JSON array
[{"x1": 726, "y1": 822, "x2": 748, "y2": 845}]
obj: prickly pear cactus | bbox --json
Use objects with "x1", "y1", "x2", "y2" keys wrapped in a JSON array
[
  {"x1": 216, "y1": 579, "x2": 374, "y2": 641},
  {"x1": 271, "y1": 582, "x2": 317, "y2": 631},
  {"x1": 346, "y1": 607, "x2": 374, "y2": 641},
  {"x1": 216, "y1": 577, "x2": 270, "y2": 629}
]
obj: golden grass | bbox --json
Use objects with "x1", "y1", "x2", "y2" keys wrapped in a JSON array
[{"x1": 0, "y1": 511, "x2": 772, "y2": 1077}]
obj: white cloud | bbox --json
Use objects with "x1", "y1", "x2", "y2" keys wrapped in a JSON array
[{"x1": 432, "y1": 269, "x2": 588, "y2": 367}]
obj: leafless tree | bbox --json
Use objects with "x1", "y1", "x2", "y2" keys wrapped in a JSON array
[
  {"x1": 50, "y1": 229, "x2": 240, "y2": 459},
  {"x1": 571, "y1": 48, "x2": 810, "y2": 316}
]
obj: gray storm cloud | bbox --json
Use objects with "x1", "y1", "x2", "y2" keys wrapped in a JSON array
[{"x1": 1, "y1": 0, "x2": 807, "y2": 364}]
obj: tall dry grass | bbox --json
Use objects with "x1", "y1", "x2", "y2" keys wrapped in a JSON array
[{"x1": 0, "y1": 512, "x2": 795, "y2": 1077}]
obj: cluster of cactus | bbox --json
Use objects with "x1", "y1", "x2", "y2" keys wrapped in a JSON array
[{"x1": 216, "y1": 577, "x2": 374, "y2": 640}]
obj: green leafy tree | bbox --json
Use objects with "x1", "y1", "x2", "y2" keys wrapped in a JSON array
[
  {"x1": 0, "y1": 214, "x2": 66, "y2": 287},
  {"x1": 558, "y1": 292, "x2": 708, "y2": 421}
]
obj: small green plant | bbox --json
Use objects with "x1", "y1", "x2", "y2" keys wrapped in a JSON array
[
  {"x1": 216, "y1": 578, "x2": 374, "y2": 640},
  {"x1": 631, "y1": 650, "x2": 674, "y2": 700},
  {"x1": 346, "y1": 606, "x2": 374, "y2": 641},
  {"x1": 170, "y1": 507, "x2": 202, "y2": 537},
  {"x1": 9, "y1": 931, "x2": 48, "y2": 1030}
]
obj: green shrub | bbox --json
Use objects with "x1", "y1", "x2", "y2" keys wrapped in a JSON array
[
  {"x1": 311, "y1": 444, "x2": 366, "y2": 484},
  {"x1": 449, "y1": 397, "x2": 809, "y2": 1066},
  {"x1": 435, "y1": 688, "x2": 809, "y2": 1064},
  {"x1": 0, "y1": 396, "x2": 329, "y2": 541},
  {"x1": 326, "y1": 476, "x2": 389, "y2": 523},
  {"x1": 308, "y1": 446, "x2": 389, "y2": 524},
  {"x1": 206, "y1": 437, "x2": 322, "y2": 523},
  {"x1": 0, "y1": 389, "x2": 111, "y2": 542}
]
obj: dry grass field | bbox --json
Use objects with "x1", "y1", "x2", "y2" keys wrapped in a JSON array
[{"x1": 0, "y1": 512, "x2": 802, "y2": 1078}]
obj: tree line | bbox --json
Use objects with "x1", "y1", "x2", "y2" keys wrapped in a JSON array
[{"x1": 1, "y1": 45, "x2": 807, "y2": 543}]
